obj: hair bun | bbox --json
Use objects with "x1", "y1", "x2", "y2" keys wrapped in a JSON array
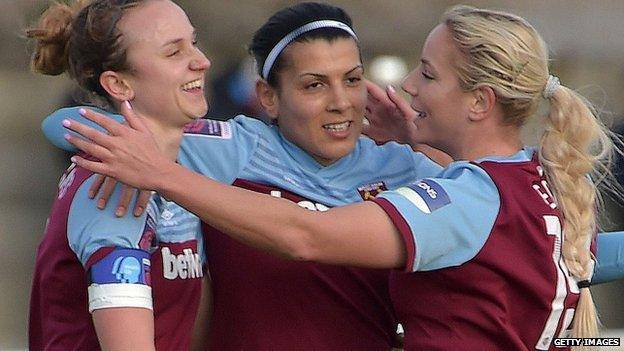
[{"x1": 27, "y1": 3, "x2": 76, "y2": 75}]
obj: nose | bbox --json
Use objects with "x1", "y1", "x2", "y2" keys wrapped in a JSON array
[
  {"x1": 190, "y1": 49, "x2": 211, "y2": 71},
  {"x1": 327, "y1": 85, "x2": 351, "y2": 113},
  {"x1": 400, "y1": 70, "x2": 418, "y2": 97}
]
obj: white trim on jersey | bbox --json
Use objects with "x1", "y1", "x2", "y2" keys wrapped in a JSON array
[{"x1": 88, "y1": 283, "x2": 153, "y2": 312}]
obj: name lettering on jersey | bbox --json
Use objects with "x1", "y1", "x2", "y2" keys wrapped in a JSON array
[
  {"x1": 57, "y1": 163, "x2": 77, "y2": 199},
  {"x1": 357, "y1": 181, "x2": 388, "y2": 201},
  {"x1": 162, "y1": 247, "x2": 203, "y2": 280},
  {"x1": 533, "y1": 166, "x2": 557, "y2": 209},
  {"x1": 90, "y1": 248, "x2": 151, "y2": 285},
  {"x1": 183, "y1": 119, "x2": 232, "y2": 139},
  {"x1": 270, "y1": 190, "x2": 329, "y2": 212},
  {"x1": 398, "y1": 179, "x2": 451, "y2": 214}
]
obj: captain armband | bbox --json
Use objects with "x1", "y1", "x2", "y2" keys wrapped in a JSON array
[{"x1": 87, "y1": 248, "x2": 153, "y2": 312}]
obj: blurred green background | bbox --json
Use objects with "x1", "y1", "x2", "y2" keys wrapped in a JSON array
[{"x1": 1, "y1": 1, "x2": 623, "y2": 349}]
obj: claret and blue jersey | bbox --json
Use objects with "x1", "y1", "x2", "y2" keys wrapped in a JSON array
[
  {"x1": 41, "y1": 107, "x2": 624, "y2": 350},
  {"x1": 29, "y1": 154, "x2": 205, "y2": 350},
  {"x1": 42, "y1": 106, "x2": 442, "y2": 350},
  {"x1": 373, "y1": 149, "x2": 597, "y2": 350}
]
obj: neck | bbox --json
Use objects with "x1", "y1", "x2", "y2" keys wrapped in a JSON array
[
  {"x1": 141, "y1": 117, "x2": 185, "y2": 161},
  {"x1": 449, "y1": 122, "x2": 523, "y2": 161}
]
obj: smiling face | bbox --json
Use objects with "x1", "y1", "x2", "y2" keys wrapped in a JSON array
[
  {"x1": 401, "y1": 24, "x2": 473, "y2": 155},
  {"x1": 117, "y1": 0, "x2": 210, "y2": 127},
  {"x1": 268, "y1": 37, "x2": 366, "y2": 166}
]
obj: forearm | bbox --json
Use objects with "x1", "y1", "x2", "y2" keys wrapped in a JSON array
[
  {"x1": 92, "y1": 307, "x2": 155, "y2": 351},
  {"x1": 153, "y1": 161, "x2": 405, "y2": 268},
  {"x1": 156, "y1": 162, "x2": 317, "y2": 260},
  {"x1": 190, "y1": 276, "x2": 212, "y2": 351}
]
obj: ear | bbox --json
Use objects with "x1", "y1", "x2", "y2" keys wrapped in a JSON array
[
  {"x1": 468, "y1": 85, "x2": 496, "y2": 122},
  {"x1": 99, "y1": 71, "x2": 135, "y2": 102},
  {"x1": 255, "y1": 79, "x2": 279, "y2": 122}
]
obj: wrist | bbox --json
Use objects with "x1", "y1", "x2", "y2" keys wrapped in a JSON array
[{"x1": 151, "y1": 159, "x2": 180, "y2": 194}]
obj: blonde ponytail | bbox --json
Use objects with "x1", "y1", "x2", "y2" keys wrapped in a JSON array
[{"x1": 540, "y1": 84, "x2": 616, "y2": 342}]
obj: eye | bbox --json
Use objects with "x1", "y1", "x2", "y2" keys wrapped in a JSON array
[
  {"x1": 346, "y1": 76, "x2": 362, "y2": 85},
  {"x1": 306, "y1": 81, "x2": 324, "y2": 89},
  {"x1": 167, "y1": 50, "x2": 180, "y2": 58},
  {"x1": 422, "y1": 71, "x2": 434, "y2": 80},
  {"x1": 192, "y1": 39, "x2": 198, "y2": 46}
]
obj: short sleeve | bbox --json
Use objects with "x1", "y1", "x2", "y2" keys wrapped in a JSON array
[
  {"x1": 177, "y1": 115, "x2": 265, "y2": 183},
  {"x1": 42, "y1": 106, "x2": 124, "y2": 152},
  {"x1": 373, "y1": 162, "x2": 500, "y2": 272},
  {"x1": 67, "y1": 175, "x2": 156, "y2": 267}
]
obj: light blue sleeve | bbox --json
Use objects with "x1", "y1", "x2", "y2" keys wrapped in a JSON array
[
  {"x1": 42, "y1": 106, "x2": 263, "y2": 184},
  {"x1": 409, "y1": 150, "x2": 444, "y2": 179},
  {"x1": 41, "y1": 106, "x2": 125, "y2": 152},
  {"x1": 177, "y1": 115, "x2": 263, "y2": 184},
  {"x1": 67, "y1": 174, "x2": 154, "y2": 266},
  {"x1": 592, "y1": 231, "x2": 624, "y2": 284},
  {"x1": 376, "y1": 162, "x2": 500, "y2": 272}
]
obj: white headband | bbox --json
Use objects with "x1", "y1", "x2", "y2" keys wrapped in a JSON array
[
  {"x1": 543, "y1": 75, "x2": 560, "y2": 99},
  {"x1": 261, "y1": 20, "x2": 358, "y2": 80}
]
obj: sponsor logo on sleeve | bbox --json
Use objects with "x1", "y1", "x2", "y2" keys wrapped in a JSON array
[
  {"x1": 183, "y1": 119, "x2": 232, "y2": 139},
  {"x1": 90, "y1": 249, "x2": 151, "y2": 285},
  {"x1": 397, "y1": 179, "x2": 451, "y2": 213},
  {"x1": 357, "y1": 181, "x2": 388, "y2": 201}
]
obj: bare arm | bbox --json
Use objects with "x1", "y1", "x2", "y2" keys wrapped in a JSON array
[
  {"x1": 92, "y1": 307, "x2": 155, "y2": 351},
  {"x1": 190, "y1": 276, "x2": 212, "y2": 351},
  {"x1": 64, "y1": 104, "x2": 406, "y2": 269}
]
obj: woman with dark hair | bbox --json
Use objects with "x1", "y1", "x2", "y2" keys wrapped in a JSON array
[
  {"x1": 27, "y1": 1, "x2": 210, "y2": 350},
  {"x1": 43, "y1": 2, "x2": 433, "y2": 349},
  {"x1": 62, "y1": 4, "x2": 624, "y2": 350}
]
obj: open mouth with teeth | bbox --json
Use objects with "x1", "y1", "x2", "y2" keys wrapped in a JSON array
[
  {"x1": 322, "y1": 121, "x2": 353, "y2": 132},
  {"x1": 181, "y1": 79, "x2": 203, "y2": 93}
]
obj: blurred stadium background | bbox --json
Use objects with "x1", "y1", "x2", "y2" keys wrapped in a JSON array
[{"x1": 1, "y1": 0, "x2": 622, "y2": 349}]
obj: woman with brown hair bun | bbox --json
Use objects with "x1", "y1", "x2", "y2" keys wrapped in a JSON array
[{"x1": 27, "y1": 1, "x2": 210, "y2": 350}]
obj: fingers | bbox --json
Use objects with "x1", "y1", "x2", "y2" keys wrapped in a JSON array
[
  {"x1": 120, "y1": 101, "x2": 150, "y2": 133},
  {"x1": 65, "y1": 133, "x2": 113, "y2": 160},
  {"x1": 77, "y1": 108, "x2": 126, "y2": 136},
  {"x1": 63, "y1": 117, "x2": 115, "y2": 150},
  {"x1": 97, "y1": 177, "x2": 118, "y2": 210},
  {"x1": 366, "y1": 79, "x2": 387, "y2": 104},
  {"x1": 386, "y1": 85, "x2": 416, "y2": 121},
  {"x1": 133, "y1": 190, "x2": 152, "y2": 217},
  {"x1": 115, "y1": 184, "x2": 135, "y2": 217},
  {"x1": 70, "y1": 155, "x2": 111, "y2": 176},
  {"x1": 88, "y1": 174, "x2": 106, "y2": 199}
]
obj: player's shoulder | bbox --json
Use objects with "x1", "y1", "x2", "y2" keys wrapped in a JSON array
[{"x1": 183, "y1": 115, "x2": 270, "y2": 138}]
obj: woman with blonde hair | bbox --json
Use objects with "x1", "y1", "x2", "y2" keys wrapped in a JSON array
[{"x1": 63, "y1": 5, "x2": 621, "y2": 350}]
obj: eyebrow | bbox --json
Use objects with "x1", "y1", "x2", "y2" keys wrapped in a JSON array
[
  {"x1": 162, "y1": 29, "x2": 197, "y2": 48},
  {"x1": 298, "y1": 64, "x2": 364, "y2": 79}
]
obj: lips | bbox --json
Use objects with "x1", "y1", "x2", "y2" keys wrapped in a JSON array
[
  {"x1": 322, "y1": 121, "x2": 352, "y2": 132},
  {"x1": 181, "y1": 78, "x2": 203, "y2": 92},
  {"x1": 411, "y1": 105, "x2": 427, "y2": 119}
]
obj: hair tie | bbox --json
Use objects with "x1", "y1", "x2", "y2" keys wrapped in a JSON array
[
  {"x1": 577, "y1": 280, "x2": 591, "y2": 289},
  {"x1": 543, "y1": 75, "x2": 560, "y2": 99},
  {"x1": 261, "y1": 20, "x2": 358, "y2": 80}
]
